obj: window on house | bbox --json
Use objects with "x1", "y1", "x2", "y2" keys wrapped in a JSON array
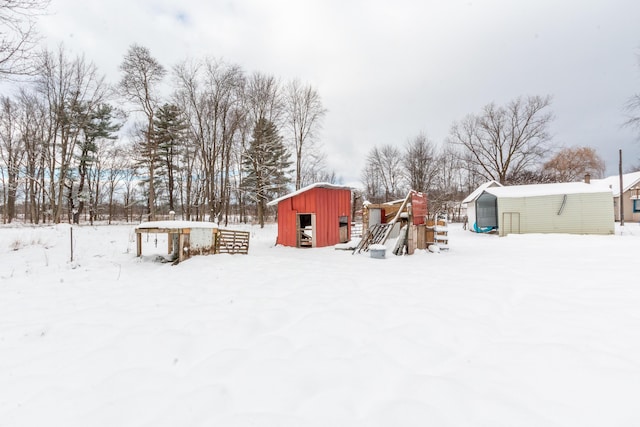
[{"x1": 633, "y1": 199, "x2": 640, "y2": 213}]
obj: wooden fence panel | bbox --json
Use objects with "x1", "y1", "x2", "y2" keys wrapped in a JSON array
[{"x1": 216, "y1": 229, "x2": 250, "y2": 254}]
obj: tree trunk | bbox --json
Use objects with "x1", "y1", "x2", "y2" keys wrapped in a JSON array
[{"x1": 257, "y1": 198, "x2": 264, "y2": 228}]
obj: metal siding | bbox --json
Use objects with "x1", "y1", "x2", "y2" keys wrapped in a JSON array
[
  {"x1": 497, "y1": 192, "x2": 614, "y2": 236},
  {"x1": 275, "y1": 187, "x2": 352, "y2": 247},
  {"x1": 276, "y1": 199, "x2": 297, "y2": 246}
]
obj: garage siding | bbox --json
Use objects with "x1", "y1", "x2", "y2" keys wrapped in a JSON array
[{"x1": 496, "y1": 192, "x2": 614, "y2": 236}]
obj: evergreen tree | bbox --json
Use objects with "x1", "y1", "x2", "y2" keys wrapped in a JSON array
[
  {"x1": 242, "y1": 117, "x2": 291, "y2": 227},
  {"x1": 153, "y1": 103, "x2": 187, "y2": 212},
  {"x1": 72, "y1": 102, "x2": 120, "y2": 224}
]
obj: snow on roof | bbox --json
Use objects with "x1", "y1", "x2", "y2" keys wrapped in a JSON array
[
  {"x1": 136, "y1": 220, "x2": 219, "y2": 229},
  {"x1": 484, "y1": 181, "x2": 612, "y2": 198},
  {"x1": 462, "y1": 180, "x2": 503, "y2": 204},
  {"x1": 267, "y1": 182, "x2": 351, "y2": 206},
  {"x1": 591, "y1": 171, "x2": 640, "y2": 197}
]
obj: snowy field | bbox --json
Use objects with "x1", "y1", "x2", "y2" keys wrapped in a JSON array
[{"x1": 1, "y1": 221, "x2": 640, "y2": 426}]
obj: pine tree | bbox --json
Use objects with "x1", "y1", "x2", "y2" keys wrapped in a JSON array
[
  {"x1": 72, "y1": 102, "x2": 120, "y2": 224},
  {"x1": 153, "y1": 103, "x2": 187, "y2": 212},
  {"x1": 242, "y1": 117, "x2": 292, "y2": 227}
]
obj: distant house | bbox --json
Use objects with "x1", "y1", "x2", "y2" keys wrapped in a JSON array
[
  {"x1": 267, "y1": 183, "x2": 352, "y2": 248},
  {"x1": 462, "y1": 181, "x2": 503, "y2": 232},
  {"x1": 475, "y1": 182, "x2": 614, "y2": 236},
  {"x1": 592, "y1": 171, "x2": 640, "y2": 222}
]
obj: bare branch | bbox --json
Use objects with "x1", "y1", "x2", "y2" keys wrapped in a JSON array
[{"x1": 0, "y1": 0, "x2": 50, "y2": 78}]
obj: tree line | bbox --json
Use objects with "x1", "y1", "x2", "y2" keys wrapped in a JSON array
[
  {"x1": 361, "y1": 95, "x2": 607, "y2": 218},
  {"x1": 1, "y1": 1, "x2": 636, "y2": 225},
  {"x1": 0, "y1": 47, "x2": 612, "y2": 226},
  {"x1": 0, "y1": 44, "x2": 330, "y2": 225}
]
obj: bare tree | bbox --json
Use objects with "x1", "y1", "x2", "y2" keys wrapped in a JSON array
[
  {"x1": 626, "y1": 94, "x2": 640, "y2": 133},
  {"x1": 625, "y1": 53, "x2": 640, "y2": 135},
  {"x1": 246, "y1": 72, "x2": 282, "y2": 126},
  {"x1": 0, "y1": 0, "x2": 49, "y2": 78},
  {"x1": 403, "y1": 132, "x2": 439, "y2": 194},
  {"x1": 361, "y1": 160, "x2": 383, "y2": 204},
  {"x1": 362, "y1": 145, "x2": 405, "y2": 202},
  {"x1": 120, "y1": 145, "x2": 139, "y2": 222},
  {"x1": 103, "y1": 144, "x2": 128, "y2": 224},
  {"x1": 172, "y1": 59, "x2": 206, "y2": 221},
  {"x1": 17, "y1": 88, "x2": 47, "y2": 223},
  {"x1": 36, "y1": 45, "x2": 107, "y2": 223},
  {"x1": 448, "y1": 95, "x2": 554, "y2": 184},
  {"x1": 0, "y1": 96, "x2": 25, "y2": 222},
  {"x1": 543, "y1": 146, "x2": 606, "y2": 182},
  {"x1": 299, "y1": 149, "x2": 337, "y2": 187},
  {"x1": 119, "y1": 44, "x2": 166, "y2": 221},
  {"x1": 173, "y1": 58, "x2": 245, "y2": 223},
  {"x1": 284, "y1": 79, "x2": 327, "y2": 189}
]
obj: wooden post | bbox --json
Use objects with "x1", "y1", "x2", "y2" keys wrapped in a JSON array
[
  {"x1": 136, "y1": 231, "x2": 142, "y2": 257},
  {"x1": 407, "y1": 225, "x2": 417, "y2": 255},
  {"x1": 179, "y1": 233, "x2": 186, "y2": 263},
  {"x1": 619, "y1": 149, "x2": 625, "y2": 226}
]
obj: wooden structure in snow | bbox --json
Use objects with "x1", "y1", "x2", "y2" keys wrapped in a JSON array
[
  {"x1": 355, "y1": 190, "x2": 439, "y2": 255},
  {"x1": 135, "y1": 221, "x2": 250, "y2": 263},
  {"x1": 267, "y1": 183, "x2": 352, "y2": 248}
]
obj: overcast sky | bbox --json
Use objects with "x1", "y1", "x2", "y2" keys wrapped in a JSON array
[{"x1": 37, "y1": 0, "x2": 640, "y2": 185}]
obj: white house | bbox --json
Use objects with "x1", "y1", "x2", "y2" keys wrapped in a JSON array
[{"x1": 592, "y1": 171, "x2": 640, "y2": 222}]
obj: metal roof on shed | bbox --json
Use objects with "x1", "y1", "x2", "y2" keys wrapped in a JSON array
[
  {"x1": 267, "y1": 182, "x2": 351, "y2": 206},
  {"x1": 485, "y1": 182, "x2": 612, "y2": 198}
]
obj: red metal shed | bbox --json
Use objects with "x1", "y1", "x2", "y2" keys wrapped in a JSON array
[{"x1": 267, "y1": 183, "x2": 352, "y2": 248}]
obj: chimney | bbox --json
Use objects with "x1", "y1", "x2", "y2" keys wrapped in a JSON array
[{"x1": 584, "y1": 173, "x2": 591, "y2": 184}]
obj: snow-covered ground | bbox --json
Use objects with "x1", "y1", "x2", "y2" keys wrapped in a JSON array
[{"x1": 1, "y1": 221, "x2": 640, "y2": 426}]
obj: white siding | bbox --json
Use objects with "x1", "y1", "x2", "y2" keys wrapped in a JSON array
[
  {"x1": 466, "y1": 204, "x2": 476, "y2": 229},
  {"x1": 496, "y1": 192, "x2": 614, "y2": 236}
]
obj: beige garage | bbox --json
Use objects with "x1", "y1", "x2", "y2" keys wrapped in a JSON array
[{"x1": 480, "y1": 182, "x2": 614, "y2": 236}]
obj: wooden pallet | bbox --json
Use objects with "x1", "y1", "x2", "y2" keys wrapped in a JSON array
[
  {"x1": 353, "y1": 223, "x2": 393, "y2": 254},
  {"x1": 216, "y1": 229, "x2": 250, "y2": 254}
]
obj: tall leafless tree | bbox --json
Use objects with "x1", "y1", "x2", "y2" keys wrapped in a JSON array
[
  {"x1": 119, "y1": 44, "x2": 166, "y2": 221},
  {"x1": 36, "y1": 45, "x2": 107, "y2": 223},
  {"x1": 16, "y1": 88, "x2": 47, "y2": 223},
  {"x1": 173, "y1": 58, "x2": 245, "y2": 223},
  {"x1": 0, "y1": 0, "x2": 49, "y2": 78},
  {"x1": 363, "y1": 144, "x2": 405, "y2": 202},
  {"x1": 360, "y1": 160, "x2": 383, "y2": 204},
  {"x1": 431, "y1": 144, "x2": 467, "y2": 219},
  {"x1": 625, "y1": 53, "x2": 640, "y2": 136},
  {"x1": 103, "y1": 143, "x2": 127, "y2": 224},
  {"x1": 299, "y1": 149, "x2": 337, "y2": 187},
  {"x1": 0, "y1": 96, "x2": 25, "y2": 222},
  {"x1": 284, "y1": 79, "x2": 326, "y2": 189},
  {"x1": 448, "y1": 95, "x2": 554, "y2": 184},
  {"x1": 403, "y1": 132, "x2": 439, "y2": 194}
]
